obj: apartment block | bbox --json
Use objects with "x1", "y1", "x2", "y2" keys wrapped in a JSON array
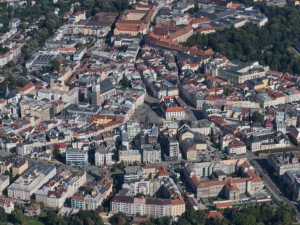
[{"x1": 8, "y1": 164, "x2": 56, "y2": 201}]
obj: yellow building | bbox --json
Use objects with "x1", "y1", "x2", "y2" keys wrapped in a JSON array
[{"x1": 12, "y1": 159, "x2": 28, "y2": 177}]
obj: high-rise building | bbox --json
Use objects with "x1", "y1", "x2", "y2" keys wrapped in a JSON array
[{"x1": 91, "y1": 84, "x2": 101, "y2": 105}]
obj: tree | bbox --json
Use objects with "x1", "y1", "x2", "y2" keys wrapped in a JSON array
[
  {"x1": 109, "y1": 212, "x2": 130, "y2": 225},
  {"x1": 50, "y1": 59, "x2": 61, "y2": 71},
  {"x1": 119, "y1": 160, "x2": 126, "y2": 170},
  {"x1": 224, "y1": 88, "x2": 230, "y2": 95},
  {"x1": 22, "y1": 67, "x2": 28, "y2": 75},
  {"x1": 21, "y1": 23, "x2": 26, "y2": 30},
  {"x1": 12, "y1": 208, "x2": 25, "y2": 224},
  {"x1": 53, "y1": 148, "x2": 61, "y2": 157},
  {"x1": 47, "y1": 210, "x2": 59, "y2": 225},
  {"x1": 119, "y1": 145, "x2": 127, "y2": 150},
  {"x1": 7, "y1": 61, "x2": 15, "y2": 68},
  {"x1": 120, "y1": 75, "x2": 129, "y2": 87},
  {"x1": 252, "y1": 111, "x2": 264, "y2": 123},
  {"x1": 136, "y1": 193, "x2": 145, "y2": 197},
  {"x1": 142, "y1": 162, "x2": 146, "y2": 167},
  {"x1": 0, "y1": 207, "x2": 7, "y2": 222},
  {"x1": 172, "y1": 174, "x2": 179, "y2": 183},
  {"x1": 111, "y1": 166, "x2": 117, "y2": 172},
  {"x1": 40, "y1": 201, "x2": 45, "y2": 210},
  {"x1": 180, "y1": 161, "x2": 185, "y2": 167}
]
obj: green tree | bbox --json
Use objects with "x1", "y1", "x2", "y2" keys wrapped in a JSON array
[
  {"x1": 47, "y1": 210, "x2": 59, "y2": 225},
  {"x1": 53, "y1": 148, "x2": 61, "y2": 157},
  {"x1": 50, "y1": 59, "x2": 61, "y2": 71},
  {"x1": 135, "y1": 193, "x2": 145, "y2": 197},
  {"x1": 12, "y1": 208, "x2": 25, "y2": 224},
  {"x1": 252, "y1": 111, "x2": 264, "y2": 123},
  {"x1": 22, "y1": 67, "x2": 28, "y2": 75},
  {"x1": 109, "y1": 212, "x2": 130, "y2": 225},
  {"x1": 111, "y1": 166, "x2": 117, "y2": 172},
  {"x1": 40, "y1": 201, "x2": 46, "y2": 210},
  {"x1": 119, "y1": 145, "x2": 127, "y2": 150},
  {"x1": 7, "y1": 61, "x2": 15, "y2": 68},
  {"x1": 0, "y1": 207, "x2": 7, "y2": 222},
  {"x1": 172, "y1": 174, "x2": 179, "y2": 183}
]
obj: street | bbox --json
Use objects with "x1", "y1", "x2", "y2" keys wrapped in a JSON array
[{"x1": 252, "y1": 158, "x2": 300, "y2": 221}]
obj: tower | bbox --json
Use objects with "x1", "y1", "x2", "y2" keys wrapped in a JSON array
[{"x1": 91, "y1": 84, "x2": 101, "y2": 105}]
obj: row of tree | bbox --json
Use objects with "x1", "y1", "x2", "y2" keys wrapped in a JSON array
[
  {"x1": 0, "y1": 201, "x2": 296, "y2": 225},
  {"x1": 186, "y1": 4, "x2": 300, "y2": 74}
]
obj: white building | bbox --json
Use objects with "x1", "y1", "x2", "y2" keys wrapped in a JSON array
[
  {"x1": 0, "y1": 196, "x2": 14, "y2": 213},
  {"x1": 7, "y1": 164, "x2": 56, "y2": 201},
  {"x1": 95, "y1": 147, "x2": 114, "y2": 166},
  {"x1": 9, "y1": 18, "x2": 20, "y2": 28},
  {"x1": 227, "y1": 140, "x2": 247, "y2": 155},
  {"x1": 66, "y1": 148, "x2": 88, "y2": 166},
  {"x1": 36, "y1": 87, "x2": 79, "y2": 104}
]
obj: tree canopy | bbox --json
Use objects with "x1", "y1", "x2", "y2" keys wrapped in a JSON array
[
  {"x1": 252, "y1": 111, "x2": 264, "y2": 123},
  {"x1": 186, "y1": 4, "x2": 300, "y2": 74}
]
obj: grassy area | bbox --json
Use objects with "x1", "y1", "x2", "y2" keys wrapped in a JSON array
[
  {"x1": 23, "y1": 218, "x2": 44, "y2": 225},
  {"x1": 23, "y1": 212, "x2": 47, "y2": 225}
]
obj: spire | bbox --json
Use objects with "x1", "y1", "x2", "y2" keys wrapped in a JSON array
[
  {"x1": 103, "y1": 165, "x2": 108, "y2": 175},
  {"x1": 5, "y1": 86, "x2": 10, "y2": 99},
  {"x1": 145, "y1": 109, "x2": 150, "y2": 124}
]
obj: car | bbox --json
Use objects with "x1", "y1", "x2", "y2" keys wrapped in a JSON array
[{"x1": 185, "y1": 109, "x2": 189, "y2": 112}]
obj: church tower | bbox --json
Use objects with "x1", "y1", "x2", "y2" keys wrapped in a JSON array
[{"x1": 91, "y1": 84, "x2": 101, "y2": 105}]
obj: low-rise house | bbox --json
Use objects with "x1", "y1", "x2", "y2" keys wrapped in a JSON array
[
  {"x1": 24, "y1": 204, "x2": 41, "y2": 217},
  {"x1": 0, "y1": 196, "x2": 14, "y2": 213},
  {"x1": 227, "y1": 139, "x2": 246, "y2": 155}
]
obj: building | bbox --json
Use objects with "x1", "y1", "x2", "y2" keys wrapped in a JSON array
[
  {"x1": 63, "y1": 103, "x2": 101, "y2": 117},
  {"x1": 184, "y1": 160, "x2": 263, "y2": 201},
  {"x1": 0, "y1": 175, "x2": 9, "y2": 194},
  {"x1": 24, "y1": 204, "x2": 41, "y2": 217},
  {"x1": 246, "y1": 131, "x2": 290, "y2": 151},
  {"x1": 284, "y1": 170, "x2": 300, "y2": 200},
  {"x1": 114, "y1": 5, "x2": 157, "y2": 35},
  {"x1": 0, "y1": 157, "x2": 28, "y2": 177},
  {"x1": 8, "y1": 164, "x2": 56, "y2": 201},
  {"x1": 162, "y1": 133, "x2": 181, "y2": 161},
  {"x1": 127, "y1": 120, "x2": 141, "y2": 146},
  {"x1": 66, "y1": 148, "x2": 88, "y2": 166},
  {"x1": 119, "y1": 150, "x2": 142, "y2": 164},
  {"x1": 111, "y1": 193, "x2": 185, "y2": 218},
  {"x1": 36, "y1": 87, "x2": 79, "y2": 104},
  {"x1": 142, "y1": 144, "x2": 161, "y2": 164},
  {"x1": 9, "y1": 18, "x2": 20, "y2": 28},
  {"x1": 124, "y1": 166, "x2": 143, "y2": 181},
  {"x1": 227, "y1": 140, "x2": 246, "y2": 155},
  {"x1": 95, "y1": 146, "x2": 114, "y2": 166},
  {"x1": 0, "y1": 196, "x2": 14, "y2": 213},
  {"x1": 91, "y1": 84, "x2": 101, "y2": 105},
  {"x1": 268, "y1": 152, "x2": 300, "y2": 176},
  {"x1": 35, "y1": 170, "x2": 87, "y2": 208},
  {"x1": 159, "y1": 96, "x2": 185, "y2": 120},
  {"x1": 71, "y1": 172, "x2": 113, "y2": 210},
  {"x1": 218, "y1": 61, "x2": 268, "y2": 84}
]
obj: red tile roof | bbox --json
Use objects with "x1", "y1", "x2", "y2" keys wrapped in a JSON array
[
  {"x1": 215, "y1": 202, "x2": 232, "y2": 208},
  {"x1": 205, "y1": 211, "x2": 223, "y2": 219}
]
